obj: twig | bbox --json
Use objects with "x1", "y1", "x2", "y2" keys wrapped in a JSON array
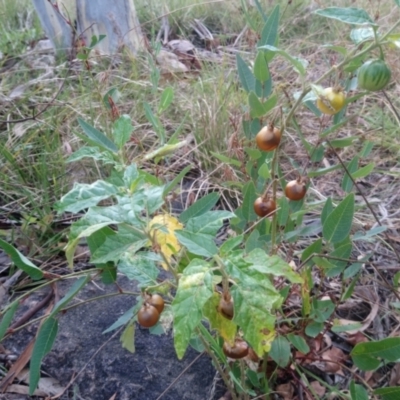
[
  {"x1": 155, "y1": 352, "x2": 205, "y2": 400},
  {"x1": 7, "y1": 288, "x2": 54, "y2": 333}
]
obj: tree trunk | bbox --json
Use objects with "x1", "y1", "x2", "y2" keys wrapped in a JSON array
[{"x1": 32, "y1": 0, "x2": 145, "y2": 56}]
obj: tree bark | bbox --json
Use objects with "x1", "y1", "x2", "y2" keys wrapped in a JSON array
[{"x1": 32, "y1": 0, "x2": 145, "y2": 56}]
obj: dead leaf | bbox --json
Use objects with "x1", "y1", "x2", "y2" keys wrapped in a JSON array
[
  {"x1": 389, "y1": 363, "x2": 400, "y2": 386},
  {"x1": 312, "y1": 347, "x2": 346, "y2": 375},
  {"x1": 345, "y1": 331, "x2": 369, "y2": 346},
  {"x1": 0, "y1": 298, "x2": 54, "y2": 393},
  {"x1": 310, "y1": 381, "x2": 326, "y2": 398},
  {"x1": 167, "y1": 39, "x2": 195, "y2": 54},
  {"x1": 276, "y1": 382, "x2": 294, "y2": 400},
  {"x1": 156, "y1": 50, "x2": 188, "y2": 74},
  {"x1": 6, "y1": 384, "x2": 47, "y2": 397},
  {"x1": 0, "y1": 339, "x2": 35, "y2": 392}
]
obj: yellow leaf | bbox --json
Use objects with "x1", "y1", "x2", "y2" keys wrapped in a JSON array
[
  {"x1": 148, "y1": 214, "x2": 183, "y2": 270},
  {"x1": 203, "y1": 293, "x2": 237, "y2": 345},
  {"x1": 120, "y1": 320, "x2": 135, "y2": 353}
]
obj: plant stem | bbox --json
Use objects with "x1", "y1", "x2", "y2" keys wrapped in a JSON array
[{"x1": 196, "y1": 328, "x2": 239, "y2": 400}]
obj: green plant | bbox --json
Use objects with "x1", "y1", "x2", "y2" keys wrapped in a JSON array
[{"x1": 1, "y1": 3, "x2": 400, "y2": 400}]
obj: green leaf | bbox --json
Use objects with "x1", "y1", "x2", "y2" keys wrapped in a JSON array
[
  {"x1": 258, "y1": 5, "x2": 280, "y2": 49},
  {"x1": 179, "y1": 192, "x2": 219, "y2": 223},
  {"x1": 67, "y1": 146, "x2": 116, "y2": 164},
  {"x1": 226, "y1": 254, "x2": 281, "y2": 355},
  {"x1": 320, "y1": 116, "x2": 355, "y2": 138},
  {"x1": 185, "y1": 211, "x2": 235, "y2": 235},
  {"x1": 321, "y1": 197, "x2": 333, "y2": 224},
  {"x1": 359, "y1": 141, "x2": 374, "y2": 158},
  {"x1": 91, "y1": 226, "x2": 147, "y2": 264},
  {"x1": 255, "y1": 78, "x2": 272, "y2": 100},
  {"x1": 253, "y1": 51, "x2": 270, "y2": 82},
  {"x1": 210, "y1": 152, "x2": 242, "y2": 167},
  {"x1": 78, "y1": 117, "x2": 118, "y2": 153},
  {"x1": 351, "y1": 337, "x2": 400, "y2": 362},
  {"x1": 158, "y1": 87, "x2": 174, "y2": 114},
  {"x1": 353, "y1": 226, "x2": 387, "y2": 241},
  {"x1": 245, "y1": 249, "x2": 303, "y2": 284},
  {"x1": 172, "y1": 260, "x2": 213, "y2": 358},
  {"x1": 113, "y1": 115, "x2": 133, "y2": 149},
  {"x1": 120, "y1": 320, "x2": 135, "y2": 353},
  {"x1": 396, "y1": 0, "x2": 400, "y2": 7},
  {"x1": 248, "y1": 91, "x2": 266, "y2": 118},
  {"x1": 305, "y1": 321, "x2": 323, "y2": 338},
  {"x1": 258, "y1": 45, "x2": 307, "y2": 76},
  {"x1": 342, "y1": 156, "x2": 358, "y2": 192},
  {"x1": 0, "y1": 300, "x2": 19, "y2": 341},
  {"x1": 262, "y1": 94, "x2": 278, "y2": 114},
  {"x1": 351, "y1": 163, "x2": 374, "y2": 179},
  {"x1": 102, "y1": 87, "x2": 120, "y2": 110},
  {"x1": 123, "y1": 164, "x2": 139, "y2": 189},
  {"x1": 236, "y1": 54, "x2": 255, "y2": 93},
  {"x1": 219, "y1": 235, "x2": 244, "y2": 255},
  {"x1": 163, "y1": 165, "x2": 192, "y2": 197},
  {"x1": 245, "y1": 230, "x2": 262, "y2": 253},
  {"x1": 144, "y1": 140, "x2": 190, "y2": 161},
  {"x1": 269, "y1": 336, "x2": 291, "y2": 367},
  {"x1": 103, "y1": 305, "x2": 137, "y2": 334},
  {"x1": 322, "y1": 193, "x2": 354, "y2": 244},
  {"x1": 258, "y1": 163, "x2": 270, "y2": 179},
  {"x1": 55, "y1": 180, "x2": 118, "y2": 213},
  {"x1": 352, "y1": 354, "x2": 380, "y2": 371},
  {"x1": 242, "y1": 181, "x2": 258, "y2": 222},
  {"x1": 350, "y1": 381, "x2": 369, "y2": 400},
  {"x1": 301, "y1": 238, "x2": 322, "y2": 266},
  {"x1": 350, "y1": 27, "x2": 375, "y2": 44},
  {"x1": 310, "y1": 299, "x2": 335, "y2": 323},
  {"x1": 331, "y1": 321, "x2": 362, "y2": 333},
  {"x1": 0, "y1": 239, "x2": 43, "y2": 280},
  {"x1": 51, "y1": 276, "x2": 89, "y2": 317},
  {"x1": 374, "y1": 387, "x2": 400, "y2": 400},
  {"x1": 314, "y1": 7, "x2": 376, "y2": 25},
  {"x1": 175, "y1": 231, "x2": 218, "y2": 257},
  {"x1": 330, "y1": 137, "x2": 358, "y2": 148},
  {"x1": 287, "y1": 333, "x2": 310, "y2": 354},
  {"x1": 143, "y1": 102, "x2": 165, "y2": 143},
  {"x1": 118, "y1": 252, "x2": 160, "y2": 287},
  {"x1": 29, "y1": 317, "x2": 58, "y2": 394},
  {"x1": 253, "y1": 0, "x2": 267, "y2": 21}
]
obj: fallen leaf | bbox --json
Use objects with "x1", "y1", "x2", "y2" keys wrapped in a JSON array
[
  {"x1": 310, "y1": 380, "x2": 326, "y2": 397},
  {"x1": 312, "y1": 347, "x2": 346, "y2": 375},
  {"x1": 276, "y1": 382, "x2": 294, "y2": 400},
  {"x1": 390, "y1": 363, "x2": 400, "y2": 386},
  {"x1": 345, "y1": 331, "x2": 369, "y2": 346}
]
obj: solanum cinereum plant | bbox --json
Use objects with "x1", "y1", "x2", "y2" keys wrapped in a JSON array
[{"x1": 1, "y1": 4, "x2": 400, "y2": 399}]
